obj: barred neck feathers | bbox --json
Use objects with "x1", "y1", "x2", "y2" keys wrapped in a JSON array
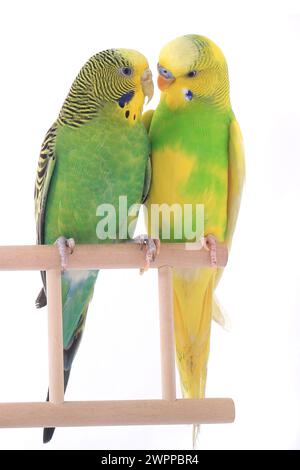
[
  {"x1": 188, "y1": 35, "x2": 230, "y2": 109},
  {"x1": 210, "y1": 63, "x2": 230, "y2": 109},
  {"x1": 58, "y1": 49, "x2": 144, "y2": 128}
]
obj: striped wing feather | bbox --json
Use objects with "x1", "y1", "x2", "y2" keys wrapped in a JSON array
[{"x1": 34, "y1": 122, "x2": 58, "y2": 245}]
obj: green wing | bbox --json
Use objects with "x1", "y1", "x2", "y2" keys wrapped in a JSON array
[
  {"x1": 213, "y1": 117, "x2": 245, "y2": 327},
  {"x1": 141, "y1": 156, "x2": 152, "y2": 203},
  {"x1": 141, "y1": 109, "x2": 154, "y2": 203},
  {"x1": 225, "y1": 117, "x2": 245, "y2": 248},
  {"x1": 34, "y1": 122, "x2": 58, "y2": 245},
  {"x1": 142, "y1": 109, "x2": 154, "y2": 133},
  {"x1": 34, "y1": 122, "x2": 58, "y2": 307}
]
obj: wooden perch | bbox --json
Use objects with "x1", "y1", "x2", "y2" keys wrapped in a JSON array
[
  {"x1": 0, "y1": 242, "x2": 228, "y2": 271},
  {"x1": 0, "y1": 399, "x2": 235, "y2": 428},
  {"x1": 0, "y1": 241, "x2": 234, "y2": 429},
  {"x1": 158, "y1": 266, "x2": 176, "y2": 401},
  {"x1": 47, "y1": 270, "x2": 64, "y2": 404}
]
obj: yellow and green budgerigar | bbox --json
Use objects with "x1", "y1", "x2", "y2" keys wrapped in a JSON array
[
  {"x1": 35, "y1": 48, "x2": 154, "y2": 443},
  {"x1": 144, "y1": 35, "x2": 245, "y2": 441}
]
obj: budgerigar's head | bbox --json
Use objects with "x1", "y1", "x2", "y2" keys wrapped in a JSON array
[
  {"x1": 157, "y1": 35, "x2": 230, "y2": 109},
  {"x1": 114, "y1": 48, "x2": 154, "y2": 104},
  {"x1": 60, "y1": 48, "x2": 153, "y2": 126}
]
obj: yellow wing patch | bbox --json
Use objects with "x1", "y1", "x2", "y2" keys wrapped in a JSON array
[{"x1": 226, "y1": 118, "x2": 245, "y2": 248}]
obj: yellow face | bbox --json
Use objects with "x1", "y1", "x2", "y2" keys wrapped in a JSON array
[
  {"x1": 117, "y1": 49, "x2": 154, "y2": 123},
  {"x1": 157, "y1": 35, "x2": 229, "y2": 109}
]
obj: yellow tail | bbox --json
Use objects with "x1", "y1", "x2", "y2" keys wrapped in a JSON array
[
  {"x1": 173, "y1": 267, "x2": 216, "y2": 447},
  {"x1": 173, "y1": 267, "x2": 216, "y2": 399}
]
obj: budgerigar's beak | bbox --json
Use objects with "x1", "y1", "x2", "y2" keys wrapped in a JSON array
[
  {"x1": 141, "y1": 68, "x2": 154, "y2": 103},
  {"x1": 157, "y1": 75, "x2": 175, "y2": 91}
]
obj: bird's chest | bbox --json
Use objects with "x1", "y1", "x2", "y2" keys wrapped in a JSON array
[
  {"x1": 45, "y1": 116, "x2": 148, "y2": 243},
  {"x1": 57, "y1": 116, "x2": 146, "y2": 190},
  {"x1": 148, "y1": 105, "x2": 230, "y2": 240}
]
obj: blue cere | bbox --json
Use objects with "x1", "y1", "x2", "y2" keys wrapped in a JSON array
[{"x1": 158, "y1": 65, "x2": 174, "y2": 79}]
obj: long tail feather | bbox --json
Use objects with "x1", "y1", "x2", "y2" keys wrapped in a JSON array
[
  {"x1": 43, "y1": 369, "x2": 71, "y2": 444},
  {"x1": 173, "y1": 267, "x2": 216, "y2": 445},
  {"x1": 42, "y1": 269, "x2": 98, "y2": 443}
]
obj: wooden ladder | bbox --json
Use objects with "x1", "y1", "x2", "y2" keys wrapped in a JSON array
[{"x1": 0, "y1": 243, "x2": 234, "y2": 428}]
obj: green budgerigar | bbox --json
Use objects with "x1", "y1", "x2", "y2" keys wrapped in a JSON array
[
  {"x1": 144, "y1": 35, "x2": 245, "y2": 444},
  {"x1": 34, "y1": 48, "x2": 154, "y2": 443}
]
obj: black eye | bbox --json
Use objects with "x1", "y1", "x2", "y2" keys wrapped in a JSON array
[
  {"x1": 121, "y1": 67, "x2": 133, "y2": 76},
  {"x1": 187, "y1": 70, "x2": 197, "y2": 78}
]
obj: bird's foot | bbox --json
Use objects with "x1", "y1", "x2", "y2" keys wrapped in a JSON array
[
  {"x1": 202, "y1": 234, "x2": 218, "y2": 268},
  {"x1": 55, "y1": 236, "x2": 75, "y2": 271},
  {"x1": 134, "y1": 235, "x2": 161, "y2": 274}
]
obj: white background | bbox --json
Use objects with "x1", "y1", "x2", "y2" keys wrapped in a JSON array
[{"x1": 0, "y1": 0, "x2": 299, "y2": 450}]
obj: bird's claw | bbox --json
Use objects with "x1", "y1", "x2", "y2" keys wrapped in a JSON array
[
  {"x1": 202, "y1": 234, "x2": 218, "y2": 268},
  {"x1": 55, "y1": 236, "x2": 75, "y2": 272},
  {"x1": 134, "y1": 235, "x2": 161, "y2": 274}
]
